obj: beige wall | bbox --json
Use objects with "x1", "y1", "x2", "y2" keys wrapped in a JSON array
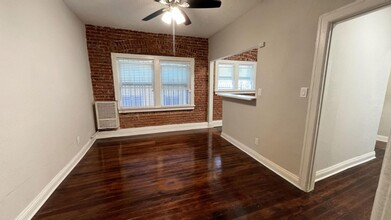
[
  {"x1": 222, "y1": 99, "x2": 257, "y2": 148},
  {"x1": 0, "y1": 0, "x2": 95, "y2": 219},
  {"x1": 209, "y1": 0, "x2": 355, "y2": 175},
  {"x1": 379, "y1": 76, "x2": 391, "y2": 138},
  {"x1": 315, "y1": 6, "x2": 391, "y2": 171}
]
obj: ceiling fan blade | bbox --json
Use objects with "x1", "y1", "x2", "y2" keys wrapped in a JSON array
[
  {"x1": 185, "y1": 0, "x2": 222, "y2": 8},
  {"x1": 178, "y1": 9, "x2": 192, "y2": 25},
  {"x1": 142, "y1": 8, "x2": 165, "y2": 21}
]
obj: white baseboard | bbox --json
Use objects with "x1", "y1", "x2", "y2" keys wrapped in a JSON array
[
  {"x1": 315, "y1": 151, "x2": 376, "y2": 182},
  {"x1": 221, "y1": 132, "x2": 301, "y2": 190},
  {"x1": 210, "y1": 120, "x2": 222, "y2": 127},
  {"x1": 16, "y1": 137, "x2": 97, "y2": 220},
  {"x1": 96, "y1": 121, "x2": 222, "y2": 139},
  {"x1": 377, "y1": 135, "x2": 389, "y2": 143}
]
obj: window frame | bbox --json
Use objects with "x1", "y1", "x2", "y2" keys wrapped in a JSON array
[
  {"x1": 215, "y1": 60, "x2": 257, "y2": 93},
  {"x1": 112, "y1": 53, "x2": 195, "y2": 113}
]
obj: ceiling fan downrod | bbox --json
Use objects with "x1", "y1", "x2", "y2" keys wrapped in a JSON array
[{"x1": 172, "y1": 18, "x2": 176, "y2": 56}]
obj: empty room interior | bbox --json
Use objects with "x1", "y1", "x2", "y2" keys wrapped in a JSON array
[{"x1": 2, "y1": 0, "x2": 391, "y2": 219}]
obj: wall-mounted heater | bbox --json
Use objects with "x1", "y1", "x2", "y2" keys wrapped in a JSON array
[{"x1": 95, "y1": 101, "x2": 119, "y2": 130}]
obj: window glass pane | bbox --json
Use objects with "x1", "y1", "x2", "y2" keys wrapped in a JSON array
[
  {"x1": 217, "y1": 63, "x2": 234, "y2": 90},
  {"x1": 160, "y1": 61, "x2": 191, "y2": 106},
  {"x1": 117, "y1": 58, "x2": 154, "y2": 108},
  {"x1": 238, "y1": 64, "x2": 255, "y2": 90}
]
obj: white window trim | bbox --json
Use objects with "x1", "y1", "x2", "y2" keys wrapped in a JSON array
[
  {"x1": 215, "y1": 60, "x2": 257, "y2": 92},
  {"x1": 111, "y1": 53, "x2": 195, "y2": 113}
]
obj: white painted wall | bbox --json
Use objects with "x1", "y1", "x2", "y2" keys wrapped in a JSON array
[
  {"x1": 315, "y1": 6, "x2": 391, "y2": 172},
  {"x1": 378, "y1": 76, "x2": 391, "y2": 138},
  {"x1": 209, "y1": 0, "x2": 355, "y2": 176},
  {"x1": 0, "y1": 0, "x2": 96, "y2": 219}
]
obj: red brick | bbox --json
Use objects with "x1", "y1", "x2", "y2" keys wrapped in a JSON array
[{"x1": 86, "y1": 25, "x2": 209, "y2": 128}]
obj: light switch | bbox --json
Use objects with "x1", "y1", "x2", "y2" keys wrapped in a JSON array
[
  {"x1": 257, "y1": 88, "x2": 262, "y2": 96},
  {"x1": 300, "y1": 87, "x2": 308, "y2": 98}
]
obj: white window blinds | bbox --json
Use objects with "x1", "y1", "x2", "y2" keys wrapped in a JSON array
[
  {"x1": 217, "y1": 63, "x2": 234, "y2": 90},
  {"x1": 113, "y1": 54, "x2": 195, "y2": 112},
  {"x1": 118, "y1": 59, "x2": 154, "y2": 108},
  {"x1": 160, "y1": 61, "x2": 191, "y2": 106},
  {"x1": 238, "y1": 64, "x2": 255, "y2": 90},
  {"x1": 215, "y1": 61, "x2": 256, "y2": 92}
]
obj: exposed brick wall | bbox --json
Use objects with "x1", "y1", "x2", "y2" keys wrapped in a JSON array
[
  {"x1": 86, "y1": 25, "x2": 209, "y2": 128},
  {"x1": 213, "y1": 48, "x2": 258, "y2": 120},
  {"x1": 224, "y1": 48, "x2": 258, "y2": 62},
  {"x1": 213, "y1": 91, "x2": 222, "y2": 121}
]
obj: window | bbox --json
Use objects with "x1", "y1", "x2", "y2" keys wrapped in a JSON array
[
  {"x1": 215, "y1": 60, "x2": 256, "y2": 92},
  {"x1": 117, "y1": 59, "x2": 154, "y2": 108},
  {"x1": 112, "y1": 53, "x2": 195, "y2": 113},
  {"x1": 160, "y1": 61, "x2": 191, "y2": 106},
  {"x1": 238, "y1": 64, "x2": 256, "y2": 90},
  {"x1": 217, "y1": 63, "x2": 234, "y2": 90}
]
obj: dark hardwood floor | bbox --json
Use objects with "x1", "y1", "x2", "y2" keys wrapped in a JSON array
[{"x1": 33, "y1": 128, "x2": 385, "y2": 220}]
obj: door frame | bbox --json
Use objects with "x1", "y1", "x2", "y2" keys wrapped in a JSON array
[
  {"x1": 371, "y1": 131, "x2": 391, "y2": 219},
  {"x1": 207, "y1": 61, "x2": 215, "y2": 127},
  {"x1": 299, "y1": 0, "x2": 391, "y2": 192}
]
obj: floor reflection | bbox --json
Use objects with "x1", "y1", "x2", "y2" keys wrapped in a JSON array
[{"x1": 33, "y1": 128, "x2": 384, "y2": 220}]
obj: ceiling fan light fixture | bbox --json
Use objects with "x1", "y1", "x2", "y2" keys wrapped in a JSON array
[
  {"x1": 162, "y1": 11, "x2": 172, "y2": 24},
  {"x1": 171, "y1": 7, "x2": 185, "y2": 24},
  {"x1": 144, "y1": 0, "x2": 221, "y2": 24},
  {"x1": 161, "y1": 7, "x2": 185, "y2": 25}
]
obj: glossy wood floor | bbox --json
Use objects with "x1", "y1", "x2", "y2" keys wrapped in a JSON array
[{"x1": 34, "y1": 128, "x2": 385, "y2": 220}]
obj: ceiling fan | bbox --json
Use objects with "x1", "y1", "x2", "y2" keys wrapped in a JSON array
[{"x1": 142, "y1": 0, "x2": 222, "y2": 25}]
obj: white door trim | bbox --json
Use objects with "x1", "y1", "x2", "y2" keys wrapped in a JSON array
[
  {"x1": 299, "y1": 0, "x2": 391, "y2": 192},
  {"x1": 208, "y1": 61, "x2": 215, "y2": 127},
  {"x1": 371, "y1": 132, "x2": 391, "y2": 219}
]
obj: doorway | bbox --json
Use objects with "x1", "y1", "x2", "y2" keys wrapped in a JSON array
[
  {"x1": 313, "y1": 5, "x2": 391, "y2": 182},
  {"x1": 299, "y1": 0, "x2": 391, "y2": 192}
]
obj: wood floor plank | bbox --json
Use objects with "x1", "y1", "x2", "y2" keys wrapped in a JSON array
[{"x1": 33, "y1": 128, "x2": 384, "y2": 220}]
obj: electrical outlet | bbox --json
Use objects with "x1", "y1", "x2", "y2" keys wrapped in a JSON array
[
  {"x1": 257, "y1": 88, "x2": 262, "y2": 96},
  {"x1": 76, "y1": 136, "x2": 80, "y2": 145},
  {"x1": 254, "y1": 137, "x2": 259, "y2": 145},
  {"x1": 300, "y1": 87, "x2": 308, "y2": 98}
]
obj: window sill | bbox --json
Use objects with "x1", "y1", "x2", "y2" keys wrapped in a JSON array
[
  {"x1": 214, "y1": 90, "x2": 255, "y2": 94},
  {"x1": 216, "y1": 93, "x2": 257, "y2": 101},
  {"x1": 119, "y1": 105, "x2": 195, "y2": 113}
]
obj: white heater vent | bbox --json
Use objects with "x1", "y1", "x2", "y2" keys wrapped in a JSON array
[{"x1": 95, "y1": 101, "x2": 119, "y2": 130}]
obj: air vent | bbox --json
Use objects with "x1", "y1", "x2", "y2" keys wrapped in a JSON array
[{"x1": 95, "y1": 101, "x2": 119, "y2": 130}]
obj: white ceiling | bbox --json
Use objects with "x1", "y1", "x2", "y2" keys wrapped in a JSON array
[{"x1": 64, "y1": 0, "x2": 261, "y2": 38}]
